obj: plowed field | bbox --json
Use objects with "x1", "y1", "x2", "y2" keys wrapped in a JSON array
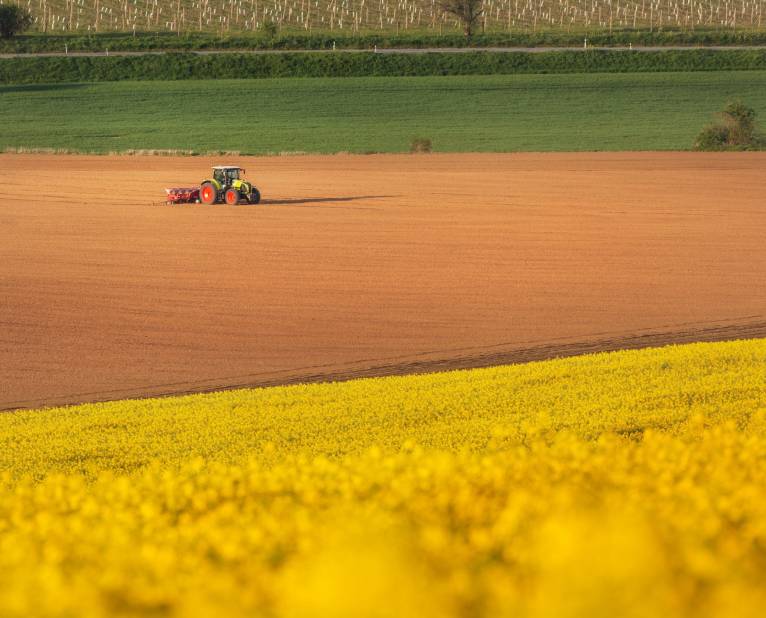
[{"x1": 2, "y1": 152, "x2": 765, "y2": 410}]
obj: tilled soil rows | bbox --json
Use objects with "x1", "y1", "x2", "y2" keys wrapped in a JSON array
[{"x1": 2, "y1": 152, "x2": 765, "y2": 410}]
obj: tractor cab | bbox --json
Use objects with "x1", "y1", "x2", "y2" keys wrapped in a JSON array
[{"x1": 213, "y1": 166, "x2": 242, "y2": 187}]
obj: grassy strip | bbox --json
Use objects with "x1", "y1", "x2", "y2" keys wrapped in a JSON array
[
  {"x1": 4, "y1": 28, "x2": 766, "y2": 53},
  {"x1": 1, "y1": 49, "x2": 766, "y2": 83},
  {"x1": 2, "y1": 72, "x2": 765, "y2": 153}
]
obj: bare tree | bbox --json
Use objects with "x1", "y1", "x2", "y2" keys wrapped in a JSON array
[{"x1": 438, "y1": 0, "x2": 484, "y2": 38}]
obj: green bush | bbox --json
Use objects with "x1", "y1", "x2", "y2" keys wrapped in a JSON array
[
  {"x1": 410, "y1": 137, "x2": 433, "y2": 153},
  {"x1": 0, "y1": 4, "x2": 32, "y2": 39},
  {"x1": 694, "y1": 101, "x2": 766, "y2": 150},
  {"x1": 1, "y1": 49, "x2": 766, "y2": 84},
  {"x1": 260, "y1": 21, "x2": 278, "y2": 39}
]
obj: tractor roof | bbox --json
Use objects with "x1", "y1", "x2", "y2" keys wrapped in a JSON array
[{"x1": 212, "y1": 165, "x2": 242, "y2": 170}]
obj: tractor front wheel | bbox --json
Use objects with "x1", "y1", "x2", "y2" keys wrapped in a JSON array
[
  {"x1": 225, "y1": 189, "x2": 240, "y2": 205},
  {"x1": 200, "y1": 182, "x2": 217, "y2": 205},
  {"x1": 249, "y1": 188, "x2": 261, "y2": 205}
]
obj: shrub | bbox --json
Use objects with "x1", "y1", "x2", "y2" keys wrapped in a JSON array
[
  {"x1": 694, "y1": 124, "x2": 732, "y2": 151},
  {"x1": 0, "y1": 4, "x2": 32, "y2": 39},
  {"x1": 410, "y1": 137, "x2": 433, "y2": 153},
  {"x1": 694, "y1": 101, "x2": 765, "y2": 151},
  {"x1": 260, "y1": 20, "x2": 278, "y2": 39},
  {"x1": 2, "y1": 50, "x2": 766, "y2": 84}
]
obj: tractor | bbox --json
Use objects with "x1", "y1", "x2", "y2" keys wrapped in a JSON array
[{"x1": 199, "y1": 166, "x2": 261, "y2": 205}]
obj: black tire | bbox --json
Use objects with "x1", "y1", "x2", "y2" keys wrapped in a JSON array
[
  {"x1": 225, "y1": 188, "x2": 240, "y2": 205},
  {"x1": 200, "y1": 182, "x2": 217, "y2": 205},
  {"x1": 249, "y1": 187, "x2": 261, "y2": 204}
]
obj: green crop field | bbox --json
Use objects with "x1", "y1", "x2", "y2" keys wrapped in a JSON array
[{"x1": 2, "y1": 71, "x2": 766, "y2": 153}]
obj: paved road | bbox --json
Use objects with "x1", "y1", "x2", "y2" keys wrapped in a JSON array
[{"x1": 2, "y1": 45, "x2": 765, "y2": 58}]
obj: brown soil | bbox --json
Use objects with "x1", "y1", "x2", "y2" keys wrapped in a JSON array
[{"x1": 2, "y1": 152, "x2": 765, "y2": 410}]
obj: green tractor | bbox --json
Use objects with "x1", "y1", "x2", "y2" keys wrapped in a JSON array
[{"x1": 199, "y1": 166, "x2": 261, "y2": 205}]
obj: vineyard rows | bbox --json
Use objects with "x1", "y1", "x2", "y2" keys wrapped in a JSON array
[{"x1": 5, "y1": 0, "x2": 765, "y2": 34}]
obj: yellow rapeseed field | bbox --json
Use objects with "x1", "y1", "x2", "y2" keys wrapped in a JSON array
[{"x1": 1, "y1": 339, "x2": 766, "y2": 617}]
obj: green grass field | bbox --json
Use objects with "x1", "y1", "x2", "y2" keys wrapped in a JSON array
[{"x1": 3, "y1": 71, "x2": 766, "y2": 153}]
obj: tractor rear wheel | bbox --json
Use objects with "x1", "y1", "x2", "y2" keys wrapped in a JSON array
[
  {"x1": 225, "y1": 189, "x2": 240, "y2": 205},
  {"x1": 249, "y1": 188, "x2": 261, "y2": 205},
  {"x1": 200, "y1": 182, "x2": 217, "y2": 205}
]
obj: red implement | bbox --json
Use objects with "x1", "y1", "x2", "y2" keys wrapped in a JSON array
[{"x1": 164, "y1": 187, "x2": 200, "y2": 204}]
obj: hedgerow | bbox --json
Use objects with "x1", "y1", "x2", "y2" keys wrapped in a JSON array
[
  {"x1": 3, "y1": 28, "x2": 766, "y2": 53},
  {"x1": 2, "y1": 49, "x2": 765, "y2": 83}
]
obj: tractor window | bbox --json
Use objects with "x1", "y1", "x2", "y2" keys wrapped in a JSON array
[
  {"x1": 213, "y1": 170, "x2": 224, "y2": 183},
  {"x1": 228, "y1": 169, "x2": 240, "y2": 181}
]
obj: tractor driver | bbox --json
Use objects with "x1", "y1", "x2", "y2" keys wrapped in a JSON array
[{"x1": 213, "y1": 168, "x2": 225, "y2": 185}]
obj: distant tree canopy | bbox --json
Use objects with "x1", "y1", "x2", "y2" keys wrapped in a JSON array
[
  {"x1": 0, "y1": 4, "x2": 32, "y2": 39},
  {"x1": 438, "y1": 0, "x2": 484, "y2": 38}
]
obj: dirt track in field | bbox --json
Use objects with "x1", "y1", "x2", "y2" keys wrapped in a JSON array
[{"x1": 1, "y1": 152, "x2": 765, "y2": 410}]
